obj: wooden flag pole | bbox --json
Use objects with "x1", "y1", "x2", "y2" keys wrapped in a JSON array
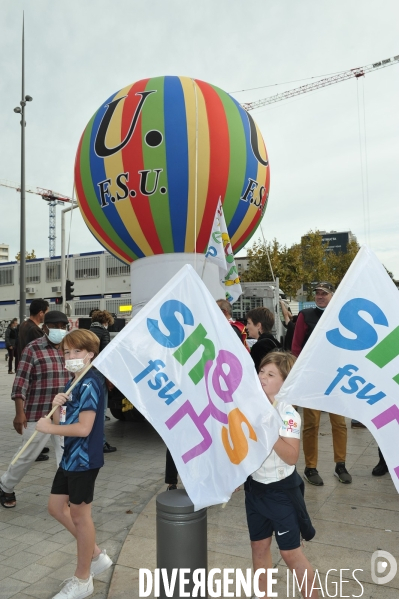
[{"x1": 11, "y1": 363, "x2": 93, "y2": 466}]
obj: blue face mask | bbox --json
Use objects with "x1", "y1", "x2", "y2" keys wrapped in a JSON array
[{"x1": 46, "y1": 328, "x2": 67, "y2": 344}]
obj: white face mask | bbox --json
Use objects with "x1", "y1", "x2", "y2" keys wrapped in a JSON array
[
  {"x1": 47, "y1": 328, "x2": 67, "y2": 344},
  {"x1": 65, "y1": 354, "x2": 91, "y2": 373}
]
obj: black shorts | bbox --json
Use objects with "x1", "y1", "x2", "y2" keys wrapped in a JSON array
[
  {"x1": 51, "y1": 467, "x2": 100, "y2": 505},
  {"x1": 245, "y1": 487, "x2": 301, "y2": 551}
]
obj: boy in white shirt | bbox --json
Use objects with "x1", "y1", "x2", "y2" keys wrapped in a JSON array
[{"x1": 245, "y1": 352, "x2": 318, "y2": 599}]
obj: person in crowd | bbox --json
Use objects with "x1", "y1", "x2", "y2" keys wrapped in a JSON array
[
  {"x1": 291, "y1": 282, "x2": 351, "y2": 486},
  {"x1": 280, "y1": 299, "x2": 298, "y2": 351},
  {"x1": 36, "y1": 329, "x2": 112, "y2": 599},
  {"x1": 17, "y1": 298, "x2": 49, "y2": 359},
  {"x1": 244, "y1": 351, "x2": 318, "y2": 599},
  {"x1": 246, "y1": 307, "x2": 281, "y2": 372},
  {"x1": 89, "y1": 310, "x2": 117, "y2": 453},
  {"x1": 17, "y1": 299, "x2": 51, "y2": 460},
  {"x1": 5, "y1": 318, "x2": 18, "y2": 374},
  {"x1": 165, "y1": 448, "x2": 178, "y2": 491},
  {"x1": 372, "y1": 448, "x2": 388, "y2": 476},
  {"x1": 217, "y1": 299, "x2": 249, "y2": 349},
  {"x1": 0, "y1": 311, "x2": 70, "y2": 508}
]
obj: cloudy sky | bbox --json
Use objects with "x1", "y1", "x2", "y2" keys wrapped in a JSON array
[{"x1": 1, "y1": 1, "x2": 398, "y2": 275}]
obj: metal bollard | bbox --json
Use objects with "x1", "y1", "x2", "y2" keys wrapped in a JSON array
[{"x1": 157, "y1": 489, "x2": 207, "y2": 598}]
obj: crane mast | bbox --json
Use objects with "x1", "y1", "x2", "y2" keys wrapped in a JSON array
[{"x1": 242, "y1": 54, "x2": 399, "y2": 111}]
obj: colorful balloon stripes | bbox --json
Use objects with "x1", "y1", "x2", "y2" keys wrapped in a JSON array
[{"x1": 75, "y1": 76, "x2": 270, "y2": 265}]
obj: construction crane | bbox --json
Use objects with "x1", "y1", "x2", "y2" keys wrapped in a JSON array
[
  {"x1": 242, "y1": 53, "x2": 399, "y2": 111},
  {"x1": 0, "y1": 179, "x2": 73, "y2": 258}
]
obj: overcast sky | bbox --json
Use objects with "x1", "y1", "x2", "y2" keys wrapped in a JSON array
[{"x1": 1, "y1": 1, "x2": 398, "y2": 276}]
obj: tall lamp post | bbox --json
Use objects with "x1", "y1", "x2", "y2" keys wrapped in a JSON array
[{"x1": 13, "y1": 15, "x2": 33, "y2": 324}]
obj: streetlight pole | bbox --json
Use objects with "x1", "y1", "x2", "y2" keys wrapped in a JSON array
[{"x1": 14, "y1": 14, "x2": 33, "y2": 324}]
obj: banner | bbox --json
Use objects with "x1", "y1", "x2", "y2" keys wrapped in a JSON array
[
  {"x1": 205, "y1": 199, "x2": 243, "y2": 303},
  {"x1": 278, "y1": 246, "x2": 399, "y2": 493},
  {"x1": 93, "y1": 265, "x2": 280, "y2": 510}
]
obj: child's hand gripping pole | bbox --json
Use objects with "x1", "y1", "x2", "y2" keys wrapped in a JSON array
[{"x1": 11, "y1": 363, "x2": 93, "y2": 466}]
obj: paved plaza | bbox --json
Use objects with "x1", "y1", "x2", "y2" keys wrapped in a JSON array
[{"x1": 0, "y1": 349, "x2": 398, "y2": 598}]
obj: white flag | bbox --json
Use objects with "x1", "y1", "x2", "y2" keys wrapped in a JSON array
[
  {"x1": 205, "y1": 199, "x2": 243, "y2": 303},
  {"x1": 278, "y1": 246, "x2": 399, "y2": 493},
  {"x1": 94, "y1": 265, "x2": 280, "y2": 510}
]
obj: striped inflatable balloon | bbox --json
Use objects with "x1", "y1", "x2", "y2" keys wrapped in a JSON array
[{"x1": 74, "y1": 76, "x2": 270, "y2": 264}]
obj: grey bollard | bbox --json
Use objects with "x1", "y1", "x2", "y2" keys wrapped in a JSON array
[{"x1": 157, "y1": 489, "x2": 207, "y2": 598}]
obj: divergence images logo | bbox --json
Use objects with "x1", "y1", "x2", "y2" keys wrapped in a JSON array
[{"x1": 371, "y1": 550, "x2": 397, "y2": 585}]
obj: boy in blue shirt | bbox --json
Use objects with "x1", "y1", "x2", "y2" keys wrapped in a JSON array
[{"x1": 36, "y1": 329, "x2": 112, "y2": 599}]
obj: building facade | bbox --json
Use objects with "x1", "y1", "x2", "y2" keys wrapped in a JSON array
[
  {"x1": 0, "y1": 251, "x2": 132, "y2": 322},
  {"x1": 0, "y1": 243, "x2": 9, "y2": 263}
]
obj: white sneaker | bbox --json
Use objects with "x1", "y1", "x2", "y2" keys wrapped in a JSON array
[
  {"x1": 52, "y1": 575, "x2": 93, "y2": 599},
  {"x1": 91, "y1": 549, "x2": 113, "y2": 576}
]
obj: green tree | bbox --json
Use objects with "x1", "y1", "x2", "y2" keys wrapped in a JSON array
[
  {"x1": 300, "y1": 231, "x2": 333, "y2": 296},
  {"x1": 241, "y1": 238, "x2": 304, "y2": 298},
  {"x1": 15, "y1": 249, "x2": 36, "y2": 261},
  {"x1": 327, "y1": 239, "x2": 360, "y2": 289},
  {"x1": 241, "y1": 231, "x2": 361, "y2": 299}
]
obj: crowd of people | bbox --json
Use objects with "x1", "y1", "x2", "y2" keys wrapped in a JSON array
[{"x1": 0, "y1": 285, "x2": 388, "y2": 599}]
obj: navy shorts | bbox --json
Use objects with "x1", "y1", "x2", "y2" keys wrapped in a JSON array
[
  {"x1": 245, "y1": 486, "x2": 301, "y2": 551},
  {"x1": 51, "y1": 467, "x2": 100, "y2": 505}
]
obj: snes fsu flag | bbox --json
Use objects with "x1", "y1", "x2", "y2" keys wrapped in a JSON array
[
  {"x1": 278, "y1": 246, "x2": 399, "y2": 493},
  {"x1": 94, "y1": 265, "x2": 280, "y2": 510}
]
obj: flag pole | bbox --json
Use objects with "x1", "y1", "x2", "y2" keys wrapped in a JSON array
[{"x1": 11, "y1": 363, "x2": 93, "y2": 465}]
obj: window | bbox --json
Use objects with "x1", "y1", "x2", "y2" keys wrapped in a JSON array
[
  {"x1": 75, "y1": 256, "x2": 100, "y2": 279},
  {"x1": 0, "y1": 266, "x2": 14, "y2": 286},
  {"x1": 26, "y1": 263, "x2": 41, "y2": 284},
  {"x1": 74, "y1": 300, "x2": 102, "y2": 316},
  {"x1": 47, "y1": 302, "x2": 60, "y2": 312},
  {"x1": 46, "y1": 261, "x2": 61, "y2": 282},
  {"x1": 106, "y1": 255, "x2": 130, "y2": 277},
  {"x1": 106, "y1": 297, "x2": 131, "y2": 317}
]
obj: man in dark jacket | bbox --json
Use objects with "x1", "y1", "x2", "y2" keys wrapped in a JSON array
[
  {"x1": 17, "y1": 299, "x2": 49, "y2": 360},
  {"x1": 5, "y1": 318, "x2": 18, "y2": 374}
]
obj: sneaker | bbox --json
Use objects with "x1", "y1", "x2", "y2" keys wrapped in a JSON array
[
  {"x1": 334, "y1": 462, "x2": 352, "y2": 484},
  {"x1": 35, "y1": 453, "x2": 50, "y2": 462},
  {"x1": 103, "y1": 442, "x2": 117, "y2": 453},
  {"x1": 91, "y1": 549, "x2": 113, "y2": 576},
  {"x1": 304, "y1": 467, "x2": 324, "y2": 486},
  {"x1": 52, "y1": 575, "x2": 93, "y2": 599},
  {"x1": 372, "y1": 460, "x2": 388, "y2": 477},
  {"x1": 166, "y1": 484, "x2": 177, "y2": 491}
]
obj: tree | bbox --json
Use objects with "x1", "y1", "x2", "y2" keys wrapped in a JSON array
[
  {"x1": 15, "y1": 249, "x2": 36, "y2": 261},
  {"x1": 327, "y1": 239, "x2": 360, "y2": 289},
  {"x1": 241, "y1": 238, "x2": 304, "y2": 298},
  {"x1": 240, "y1": 231, "x2": 361, "y2": 299}
]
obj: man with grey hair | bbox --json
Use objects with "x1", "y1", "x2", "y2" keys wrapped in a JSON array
[{"x1": 291, "y1": 282, "x2": 351, "y2": 487}]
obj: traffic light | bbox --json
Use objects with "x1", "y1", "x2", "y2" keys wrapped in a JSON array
[
  {"x1": 66, "y1": 280, "x2": 75, "y2": 301},
  {"x1": 55, "y1": 297, "x2": 63, "y2": 305}
]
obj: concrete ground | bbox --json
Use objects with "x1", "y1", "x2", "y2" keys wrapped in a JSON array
[{"x1": 0, "y1": 348, "x2": 398, "y2": 598}]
